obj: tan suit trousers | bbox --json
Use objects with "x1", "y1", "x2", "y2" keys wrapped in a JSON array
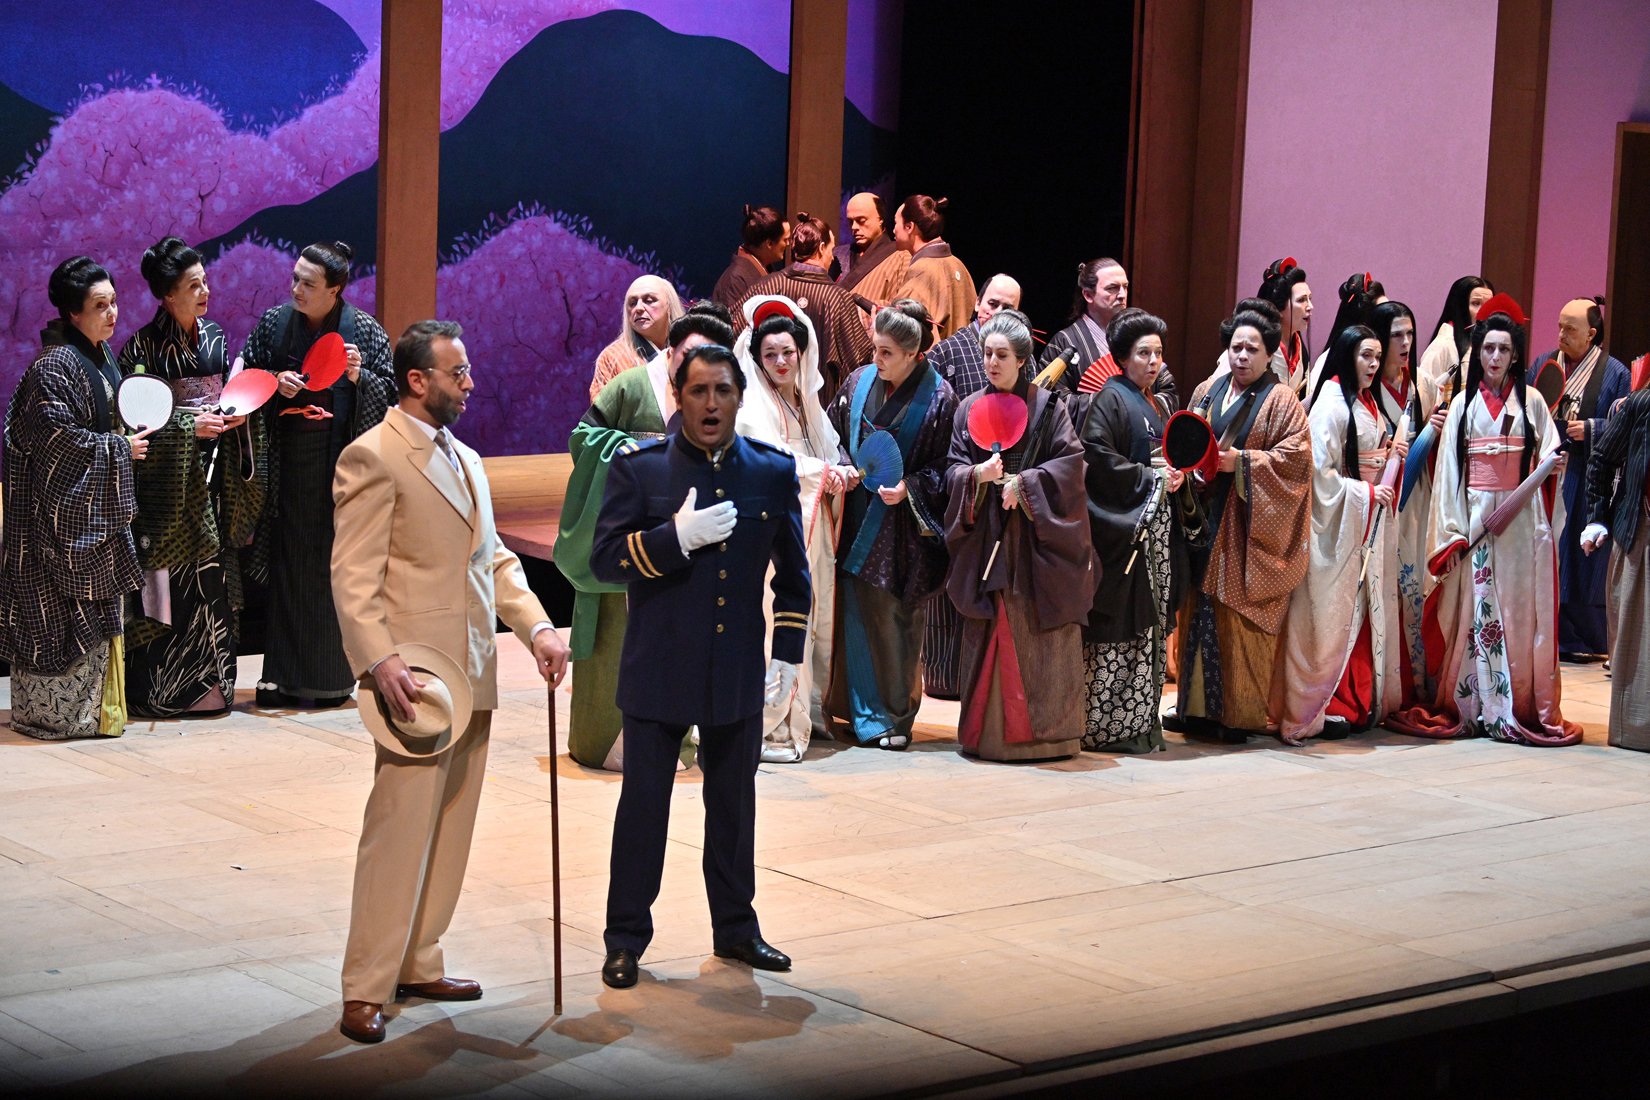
[{"x1": 340, "y1": 710, "x2": 491, "y2": 1004}]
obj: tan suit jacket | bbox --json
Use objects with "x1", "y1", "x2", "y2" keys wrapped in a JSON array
[{"x1": 332, "y1": 406, "x2": 547, "y2": 709}]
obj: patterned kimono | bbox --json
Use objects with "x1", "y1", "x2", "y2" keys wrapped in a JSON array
[
  {"x1": 1388, "y1": 382, "x2": 1581, "y2": 745},
  {"x1": 117, "y1": 309, "x2": 265, "y2": 717},
  {"x1": 1172, "y1": 375, "x2": 1313, "y2": 735},
  {"x1": 1270, "y1": 391, "x2": 1402, "y2": 741},
  {"x1": 0, "y1": 330, "x2": 142, "y2": 738},
  {"x1": 1079, "y1": 376, "x2": 1189, "y2": 752},
  {"x1": 1377, "y1": 374, "x2": 1440, "y2": 706},
  {"x1": 892, "y1": 242, "x2": 976, "y2": 342},
  {"x1": 825, "y1": 361, "x2": 956, "y2": 744},
  {"x1": 588, "y1": 329, "x2": 659, "y2": 401},
  {"x1": 944, "y1": 384, "x2": 1096, "y2": 760},
  {"x1": 243, "y1": 301, "x2": 393, "y2": 703}
]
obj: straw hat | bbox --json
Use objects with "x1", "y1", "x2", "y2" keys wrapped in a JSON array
[{"x1": 358, "y1": 643, "x2": 474, "y2": 758}]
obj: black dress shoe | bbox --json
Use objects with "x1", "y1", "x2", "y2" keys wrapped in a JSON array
[
  {"x1": 714, "y1": 937, "x2": 791, "y2": 971},
  {"x1": 602, "y1": 948, "x2": 639, "y2": 988}
]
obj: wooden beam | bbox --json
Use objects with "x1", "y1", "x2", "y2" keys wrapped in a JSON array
[
  {"x1": 1126, "y1": 0, "x2": 1252, "y2": 394},
  {"x1": 1480, "y1": 0, "x2": 1552, "y2": 310},
  {"x1": 376, "y1": 0, "x2": 443, "y2": 342},
  {"x1": 786, "y1": 0, "x2": 848, "y2": 227}
]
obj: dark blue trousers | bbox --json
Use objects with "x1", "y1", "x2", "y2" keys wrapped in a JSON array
[{"x1": 604, "y1": 712, "x2": 762, "y2": 956}]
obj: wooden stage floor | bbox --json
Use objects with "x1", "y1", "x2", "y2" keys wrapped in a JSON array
[{"x1": 1, "y1": 644, "x2": 1646, "y2": 1097}]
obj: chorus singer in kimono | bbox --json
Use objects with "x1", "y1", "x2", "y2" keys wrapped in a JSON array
[
  {"x1": 1162, "y1": 308, "x2": 1312, "y2": 742},
  {"x1": 890, "y1": 197, "x2": 976, "y2": 342},
  {"x1": 588, "y1": 275, "x2": 684, "y2": 399},
  {"x1": 1579, "y1": 385, "x2": 1650, "y2": 750},
  {"x1": 825, "y1": 300, "x2": 957, "y2": 750},
  {"x1": 117, "y1": 237, "x2": 265, "y2": 718},
  {"x1": 1388, "y1": 307, "x2": 1582, "y2": 746},
  {"x1": 556, "y1": 303, "x2": 735, "y2": 770},
  {"x1": 943, "y1": 310, "x2": 1096, "y2": 760},
  {"x1": 1257, "y1": 258, "x2": 1314, "y2": 393},
  {"x1": 1418, "y1": 276, "x2": 1493, "y2": 403},
  {"x1": 734, "y1": 296, "x2": 855, "y2": 762},
  {"x1": 1271, "y1": 327, "x2": 1404, "y2": 743},
  {"x1": 1366, "y1": 301, "x2": 1438, "y2": 705},
  {"x1": 1, "y1": 257, "x2": 149, "y2": 739},
  {"x1": 243, "y1": 242, "x2": 394, "y2": 709},
  {"x1": 1530, "y1": 296, "x2": 1629, "y2": 661},
  {"x1": 1078, "y1": 309, "x2": 1191, "y2": 753}
]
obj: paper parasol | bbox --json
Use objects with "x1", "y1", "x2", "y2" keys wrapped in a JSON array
[
  {"x1": 116, "y1": 373, "x2": 174, "y2": 432},
  {"x1": 300, "y1": 332, "x2": 349, "y2": 390},
  {"x1": 1163, "y1": 410, "x2": 1219, "y2": 483},
  {"x1": 967, "y1": 391, "x2": 1028, "y2": 454},
  {"x1": 1469, "y1": 446, "x2": 1564, "y2": 551},
  {"x1": 855, "y1": 430, "x2": 904, "y2": 492},
  {"x1": 218, "y1": 369, "x2": 280, "y2": 416},
  {"x1": 1399, "y1": 420, "x2": 1440, "y2": 510}
]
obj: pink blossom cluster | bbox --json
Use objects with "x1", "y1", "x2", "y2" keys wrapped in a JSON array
[{"x1": 0, "y1": 0, "x2": 612, "y2": 395}]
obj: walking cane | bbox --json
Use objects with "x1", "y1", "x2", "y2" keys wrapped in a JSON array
[{"x1": 547, "y1": 681, "x2": 563, "y2": 1015}]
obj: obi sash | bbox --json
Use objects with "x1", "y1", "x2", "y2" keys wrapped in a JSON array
[
  {"x1": 1355, "y1": 455, "x2": 1385, "y2": 484},
  {"x1": 841, "y1": 364, "x2": 937, "y2": 576},
  {"x1": 1467, "y1": 435, "x2": 1524, "y2": 491}
]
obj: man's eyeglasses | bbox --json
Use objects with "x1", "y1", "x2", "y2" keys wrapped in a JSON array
[{"x1": 425, "y1": 365, "x2": 473, "y2": 381}]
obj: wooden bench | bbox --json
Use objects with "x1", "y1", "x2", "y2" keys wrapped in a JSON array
[{"x1": 481, "y1": 452, "x2": 573, "y2": 561}]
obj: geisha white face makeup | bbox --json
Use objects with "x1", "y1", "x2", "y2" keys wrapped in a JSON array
[
  {"x1": 71, "y1": 280, "x2": 118, "y2": 345},
  {"x1": 1122, "y1": 334, "x2": 1164, "y2": 392},
  {"x1": 759, "y1": 332, "x2": 800, "y2": 394},
  {"x1": 1356, "y1": 338, "x2": 1382, "y2": 391},
  {"x1": 1481, "y1": 330, "x2": 1516, "y2": 389},
  {"x1": 981, "y1": 333, "x2": 1024, "y2": 392}
]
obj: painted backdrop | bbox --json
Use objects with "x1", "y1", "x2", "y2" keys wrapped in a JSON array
[{"x1": 0, "y1": 0, "x2": 898, "y2": 454}]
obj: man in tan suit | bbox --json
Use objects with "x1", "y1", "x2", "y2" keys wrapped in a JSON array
[{"x1": 330, "y1": 319, "x2": 569, "y2": 1043}]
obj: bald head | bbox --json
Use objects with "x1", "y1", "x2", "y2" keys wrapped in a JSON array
[
  {"x1": 975, "y1": 274, "x2": 1022, "y2": 327},
  {"x1": 846, "y1": 192, "x2": 886, "y2": 250},
  {"x1": 1558, "y1": 297, "x2": 1602, "y2": 361}
]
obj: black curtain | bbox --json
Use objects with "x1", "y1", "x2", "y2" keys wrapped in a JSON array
[{"x1": 895, "y1": 0, "x2": 1135, "y2": 345}]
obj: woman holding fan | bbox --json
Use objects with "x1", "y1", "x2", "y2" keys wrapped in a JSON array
[
  {"x1": 825, "y1": 299, "x2": 957, "y2": 751},
  {"x1": 943, "y1": 309, "x2": 1096, "y2": 760}
]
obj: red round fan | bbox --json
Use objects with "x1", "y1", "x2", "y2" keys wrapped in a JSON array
[
  {"x1": 301, "y1": 333, "x2": 349, "y2": 391},
  {"x1": 967, "y1": 391, "x2": 1028, "y2": 454},
  {"x1": 218, "y1": 368, "x2": 280, "y2": 416}
]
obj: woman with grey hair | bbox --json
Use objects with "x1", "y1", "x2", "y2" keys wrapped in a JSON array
[
  {"x1": 942, "y1": 310, "x2": 1097, "y2": 760},
  {"x1": 824, "y1": 299, "x2": 958, "y2": 750}
]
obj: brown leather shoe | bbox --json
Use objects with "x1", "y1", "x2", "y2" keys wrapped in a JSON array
[
  {"x1": 339, "y1": 1000, "x2": 385, "y2": 1043},
  {"x1": 395, "y1": 977, "x2": 483, "y2": 1001}
]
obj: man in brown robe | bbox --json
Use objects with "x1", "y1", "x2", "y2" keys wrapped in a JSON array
[
  {"x1": 712, "y1": 205, "x2": 789, "y2": 310},
  {"x1": 837, "y1": 192, "x2": 908, "y2": 311},
  {"x1": 890, "y1": 196, "x2": 977, "y2": 342}
]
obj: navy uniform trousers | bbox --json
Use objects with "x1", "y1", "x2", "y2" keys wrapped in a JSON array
[{"x1": 590, "y1": 431, "x2": 810, "y2": 957}]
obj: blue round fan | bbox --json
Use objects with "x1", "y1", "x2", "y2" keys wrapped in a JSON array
[
  {"x1": 856, "y1": 430, "x2": 904, "y2": 492},
  {"x1": 1399, "y1": 421, "x2": 1438, "y2": 510}
]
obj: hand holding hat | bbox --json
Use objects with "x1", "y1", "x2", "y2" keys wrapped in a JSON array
[{"x1": 360, "y1": 643, "x2": 476, "y2": 758}]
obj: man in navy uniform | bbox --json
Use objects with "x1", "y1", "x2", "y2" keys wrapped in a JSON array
[{"x1": 591, "y1": 343, "x2": 810, "y2": 988}]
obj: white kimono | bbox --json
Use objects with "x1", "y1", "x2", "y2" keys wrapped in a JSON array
[
  {"x1": 1392, "y1": 383, "x2": 1580, "y2": 745},
  {"x1": 734, "y1": 296, "x2": 842, "y2": 761},
  {"x1": 1271, "y1": 393, "x2": 1402, "y2": 741}
]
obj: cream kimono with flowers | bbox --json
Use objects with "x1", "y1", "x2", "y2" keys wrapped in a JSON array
[
  {"x1": 1403, "y1": 385, "x2": 1579, "y2": 745},
  {"x1": 1271, "y1": 394, "x2": 1402, "y2": 740}
]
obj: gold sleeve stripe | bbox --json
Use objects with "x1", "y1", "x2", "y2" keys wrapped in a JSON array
[
  {"x1": 628, "y1": 531, "x2": 660, "y2": 578},
  {"x1": 774, "y1": 621, "x2": 807, "y2": 630}
]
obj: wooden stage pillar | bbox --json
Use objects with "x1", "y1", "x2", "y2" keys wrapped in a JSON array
[{"x1": 376, "y1": 0, "x2": 442, "y2": 341}]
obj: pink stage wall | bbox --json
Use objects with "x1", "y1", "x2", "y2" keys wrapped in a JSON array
[
  {"x1": 1530, "y1": 0, "x2": 1650, "y2": 353},
  {"x1": 1237, "y1": 0, "x2": 1498, "y2": 346}
]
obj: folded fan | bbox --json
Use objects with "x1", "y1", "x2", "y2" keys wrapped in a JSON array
[
  {"x1": 1076, "y1": 353, "x2": 1120, "y2": 394},
  {"x1": 300, "y1": 332, "x2": 349, "y2": 390},
  {"x1": 855, "y1": 429, "x2": 904, "y2": 492},
  {"x1": 116, "y1": 373, "x2": 174, "y2": 432}
]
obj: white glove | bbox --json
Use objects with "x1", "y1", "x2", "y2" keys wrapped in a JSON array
[
  {"x1": 1580, "y1": 523, "x2": 1610, "y2": 554},
  {"x1": 674, "y1": 486, "x2": 737, "y2": 553},
  {"x1": 763, "y1": 659, "x2": 799, "y2": 707}
]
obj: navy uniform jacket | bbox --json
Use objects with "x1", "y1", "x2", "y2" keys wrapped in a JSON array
[{"x1": 591, "y1": 431, "x2": 810, "y2": 727}]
